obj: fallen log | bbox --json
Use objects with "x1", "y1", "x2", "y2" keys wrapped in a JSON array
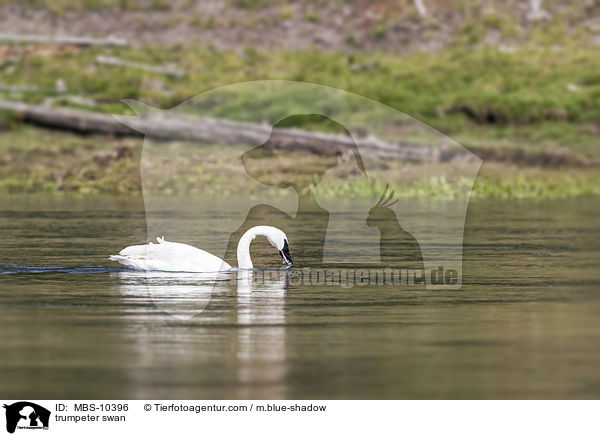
[
  {"x1": 413, "y1": 0, "x2": 428, "y2": 17},
  {"x1": 0, "y1": 85, "x2": 42, "y2": 92},
  {"x1": 0, "y1": 79, "x2": 68, "y2": 94},
  {"x1": 0, "y1": 100, "x2": 135, "y2": 135},
  {"x1": 96, "y1": 56, "x2": 184, "y2": 78},
  {"x1": 0, "y1": 100, "x2": 459, "y2": 162},
  {"x1": 0, "y1": 33, "x2": 127, "y2": 47}
]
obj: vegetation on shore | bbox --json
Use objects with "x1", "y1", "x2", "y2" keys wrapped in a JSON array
[
  {"x1": 1, "y1": 125, "x2": 598, "y2": 199},
  {"x1": 1, "y1": 41, "x2": 599, "y2": 156},
  {"x1": 0, "y1": 0, "x2": 598, "y2": 198}
]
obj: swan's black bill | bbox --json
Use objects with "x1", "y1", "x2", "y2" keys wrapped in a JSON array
[{"x1": 279, "y1": 239, "x2": 294, "y2": 267}]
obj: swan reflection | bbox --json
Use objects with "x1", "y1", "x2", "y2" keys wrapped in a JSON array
[
  {"x1": 235, "y1": 270, "x2": 289, "y2": 398},
  {"x1": 236, "y1": 270, "x2": 288, "y2": 323},
  {"x1": 114, "y1": 268, "x2": 290, "y2": 397},
  {"x1": 114, "y1": 270, "x2": 233, "y2": 320}
]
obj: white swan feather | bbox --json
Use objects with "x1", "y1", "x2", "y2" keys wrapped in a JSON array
[{"x1": 109, "y1": 226, "x2": 293, "y2": 272}]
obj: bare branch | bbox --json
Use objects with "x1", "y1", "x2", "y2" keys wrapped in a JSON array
[
  {"x1": 413, "y1": 0, "x2": 428, "y2": 17},
  {"x1": 95, "y1": 56, "x2": 184, "y2": 78},
  {"x1": 526, "y1": 0, "x2": 551, "y2": 21},
  {"x1": 0, "y1": 100, "x2": 459, "y2": 163},
  {"x1": 0, "y1": 33, "x2": 127, "y2": 47}
]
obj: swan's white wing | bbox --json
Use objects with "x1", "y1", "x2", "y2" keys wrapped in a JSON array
[{"x1": 110, "y1": 238, "x2": 231, "y2": 272}]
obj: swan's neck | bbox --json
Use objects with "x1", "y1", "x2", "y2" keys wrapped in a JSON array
[
  {"x1": 236, "y1": 226, "x2": 282, "y2": 270},
  {"x1": 237, "y1": 228, "x2": 257, "y2": 269}
]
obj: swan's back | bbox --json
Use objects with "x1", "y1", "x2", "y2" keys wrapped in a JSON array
[{"x1": 110, "y1": 237, "x2": 231, "y2": 272}]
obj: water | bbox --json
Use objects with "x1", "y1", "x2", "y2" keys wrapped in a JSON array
[{"x1": 0, "y1": 196, "x2": 599, "y2": 399}]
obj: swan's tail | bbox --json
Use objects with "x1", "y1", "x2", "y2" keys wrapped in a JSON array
[
  {"x1": 110, "y1": 238, "x2": 166, "y2": 270},
  {"x1": 109, "y1": 254, "x2": 147, "y2": 270}
]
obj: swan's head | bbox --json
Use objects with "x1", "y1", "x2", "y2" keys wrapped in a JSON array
[
  {"x1": 279, "y1": 238, "x2": 294, "y2": 267},
  {"x1": 241, "y1": 226, "x2": 294, "y2": 269},
  {"x1": 263, "y1": 227, "x2": 294, "y2": 267}
]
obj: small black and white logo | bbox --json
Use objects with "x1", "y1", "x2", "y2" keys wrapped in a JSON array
[{"x1": 3, "y1": 402, "x2": 50, "y2": 434}]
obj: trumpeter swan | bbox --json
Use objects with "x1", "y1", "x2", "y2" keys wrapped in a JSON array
[{"x1": 109, "y1": 225, "x2": 293, "y2": 272}]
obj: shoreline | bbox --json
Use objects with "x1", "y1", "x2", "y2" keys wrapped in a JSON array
[{"x1": 1, "y1": 126, "x2": 598, "y2": 200}]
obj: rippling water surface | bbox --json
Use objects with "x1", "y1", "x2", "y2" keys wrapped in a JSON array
[{"x1": 1, "y1": 196, "x2": 599, "y2": 399}]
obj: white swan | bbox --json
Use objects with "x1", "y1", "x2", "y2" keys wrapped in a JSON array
[{"x1": 109, "y1": 225, "x2": 293, "y2": 272}]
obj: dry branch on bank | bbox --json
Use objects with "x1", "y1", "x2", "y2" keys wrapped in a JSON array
[
  {"x1": 413, "y1": 0, "x2": 428, "y2": 17},
  {"x1": 95, "y1": 56, "x2": 184, "y2": 78},
  {"x1": 0, "y1": 100, "x2": 462, "y2": 163},
  {"x1": 0, "y1": 79, "x2": 67, "y2": 94},
  {"x1": 0, "y1": 85, "x2": 42, "y2": 93},
  {"x1": 0, "y1": 33, "x2": 127, "y2": 47}
]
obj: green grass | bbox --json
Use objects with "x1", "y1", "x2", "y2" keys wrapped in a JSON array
[
  {"x1": 1, "y1": 41, "x2": 599, "y2": 158},
  {"x1": 0, "y1": 125, "x2": 142, "y2": 195},
  {"x1": 0, "y1": 125, "x2": 598, "y2": 199},
  {"x1": 0, "y1": 3, "x2": 598, "y2": 198}
]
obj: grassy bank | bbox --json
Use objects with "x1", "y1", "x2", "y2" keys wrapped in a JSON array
[
  {"x1": 0, "y1": 1, "x2": 598, "y2": 198},
  {"x1": 1, "y1": 126, "x2": 598, "y2": 199},
  {"x1": 0, "y1": 40, "x2": 600, "y2": 155},
  {"x1": 1, "y1": 40, "x2": 599, "y2": 161}
]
